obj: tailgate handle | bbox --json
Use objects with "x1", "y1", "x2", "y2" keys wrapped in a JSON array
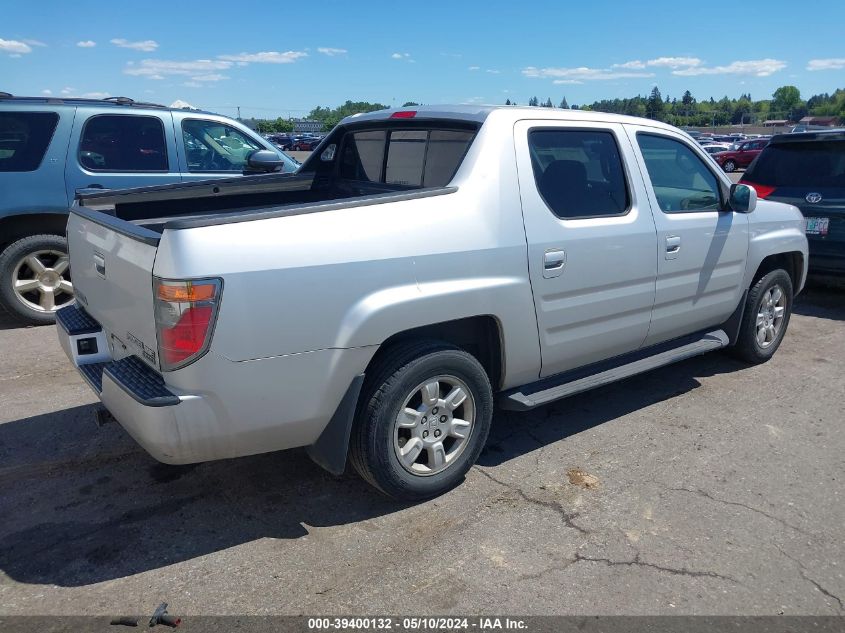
[{"x1": 93, "y1": 253, "x2": 106, "y2": 277}]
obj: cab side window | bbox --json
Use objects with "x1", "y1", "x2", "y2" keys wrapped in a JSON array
[
  {"x1": 528, "y1": 129, "x2": 630, "y2": 219},
  {"x1": 182, "y1": 119, "x2": 263, "y2": 172},
  {"x1": 636, "y1": 133, "x2": 721, "y2": 213},
  {"x1": 79, "y1": 115, "x2": 167, "y2": 172}
]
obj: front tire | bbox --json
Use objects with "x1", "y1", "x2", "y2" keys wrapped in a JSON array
[
  {"x1": 723, "y1": 159, "x2": 737, "y2": 173},
  {"x1": 350, "y1": 341, "x2": 493, "y2": 500},
  {"x1": 0, "y1": 234, "x2": 73, "y2": 326},
  {"x1": 729, "y1": 269, "x2": 793, "y2": 364}
]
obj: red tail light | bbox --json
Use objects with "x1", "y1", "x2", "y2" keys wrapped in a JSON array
[
  {"x1": 159, "y1": 306, "x2": 213, "y2": 367},
  {"x1": 390, "y1": 111, "x2": 417, "y2": 119},
  {"x1": 154, "y1": 278, "x2": 221, "y2": 370},
  {"x1": 740, "y1": 181, "x2": 776, "y2": 199}
]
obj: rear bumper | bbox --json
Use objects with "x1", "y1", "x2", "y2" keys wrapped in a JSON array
[
  {"x1": 57, "y1": 305, "x2": 215, "y2": 463},
  {"x1": 56, "y1": 305, "x2": 375, "y2": 465},
  {"x1": 807, "y1": 242, "x2": 845, "y2": 276}
]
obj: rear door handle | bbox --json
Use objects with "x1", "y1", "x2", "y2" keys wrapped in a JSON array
[
  {"x1": 543, "y1": 249, "x2": 566, "y2": 278},
  {"x1": 665, "y1": 236, "x2": 681, "y2": 260}
]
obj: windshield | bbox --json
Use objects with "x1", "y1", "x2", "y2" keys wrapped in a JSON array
[{"x1": 745, "y1": 141, "x2": 845, "y2": 188}]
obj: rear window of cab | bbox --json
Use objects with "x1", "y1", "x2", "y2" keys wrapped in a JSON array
[{"x1": 338, "y1": 127, "x2": 476, "y2": 188}]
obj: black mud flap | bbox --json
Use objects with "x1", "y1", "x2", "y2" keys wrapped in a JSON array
[{"x1": 306, "y1": 374, "x2": 365, "y2": 476}]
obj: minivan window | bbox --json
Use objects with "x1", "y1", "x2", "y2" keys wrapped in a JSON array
[
  {"x1": 744, "y1": 140, "x2": 845, "y2": 188},
  {"x1": 528, "y1": 129, "x2": 630, "y2": 219},
  {"x1": 79, "y1": 115, "x2": 168, "y2": 172},
  {"x1": 182, "y1": 119, "x2": 263, "y2": 172},
  {"x1": 636, "y1": 133, "x2": 721, "y2": 213},
  {"x1": 0, "y1": 112, "x2": 59, "y2": 172},
  {"x1": 339, "y1": 128, "x2": 475, "y2": 187}
]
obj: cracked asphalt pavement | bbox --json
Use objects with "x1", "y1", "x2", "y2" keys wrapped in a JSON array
[{"x1": 0, "y1": 285, "x2": 843, "y2": 616}]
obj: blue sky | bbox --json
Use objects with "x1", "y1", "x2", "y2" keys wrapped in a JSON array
[{"x1": 2, "y1": 0, "x2": 844, "y2": 119}]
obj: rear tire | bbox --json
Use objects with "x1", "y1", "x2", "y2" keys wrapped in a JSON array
[
  {"x1": 0, "y1": 234, "x2": 73, "y2": 326},
  {"x1": 729, "y1": 269, "x2": 793, "y2": 364},
  {"x1": 349, "y1": 340, "x2": 493, "y2": 500},
  {"x1": 723, "y1": 159, "x2": 737, "y2": 173}
]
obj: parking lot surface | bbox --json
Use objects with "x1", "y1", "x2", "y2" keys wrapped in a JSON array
[{"x1": 0, "y1": 285, "x2": 843, "y2": 616}]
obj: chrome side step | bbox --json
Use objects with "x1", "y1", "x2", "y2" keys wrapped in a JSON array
[{"x1": 500, "y1": 329, "x2": 729, "y2": 411}]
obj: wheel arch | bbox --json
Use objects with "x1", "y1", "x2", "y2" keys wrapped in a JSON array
[
  {"x1": 0, "y1": 213, "x2": 70, "y2": 251},
  {"x1": 367, "y1": 315, "x2": 505, "y2": 391},
  {"x1": 749, "y1": 251, "x2": 805, "y2": 295}
]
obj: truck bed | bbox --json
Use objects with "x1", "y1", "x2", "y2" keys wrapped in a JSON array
[{"x1": 77, "y1": 171, "x2": 455, "y2": 237}]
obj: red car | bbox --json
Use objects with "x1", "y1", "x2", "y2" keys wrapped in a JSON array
[{"x1": 713, "y1": 138, "x2": 769, "y2": 172}]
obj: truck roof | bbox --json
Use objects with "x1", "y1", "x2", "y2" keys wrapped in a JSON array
[{"x1": 343, "y1": 104, "x2": 682, "y2": 134}]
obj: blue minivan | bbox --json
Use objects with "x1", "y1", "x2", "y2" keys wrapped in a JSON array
[{"x1": 0, "y1": 94, "x2": 300, "y2": 324}]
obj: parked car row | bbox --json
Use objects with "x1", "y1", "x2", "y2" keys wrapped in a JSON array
[
  {"x1": 266, "y1": 132, "x2": 325, "y2": 151},
  {"x1": 0, "y1": 94, "x2": 299, "y2": 324}
]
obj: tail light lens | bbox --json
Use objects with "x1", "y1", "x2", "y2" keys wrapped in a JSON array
[
  {"x1": 740, "y1": 181, "x2": 776, "y2": 199},
  {"x1": 154, "y1": 278, "x2": 222, "y2": 371}
]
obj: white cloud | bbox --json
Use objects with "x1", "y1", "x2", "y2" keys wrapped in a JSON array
[
  {"x1": 41, "y1": 89, "x2": 52, "y2": 95},
  {"x1": 807, "y1": 58, "x2": 845, "y2": 71},
  {"x1": 82, "y1": 91, "x2": 110, "y2": 99},
  {"x1": 554, "y1": 79, "x2": 584, "y2": 85},
  {"x1": 60, "y1": 87, "x2": 75, "y2": 95},
  {"x1": 111, "y1": 38, "x2": 159, "y2": 52},
  {"x1": 523, "y1": 66, "x2": 654, "y2": 81},
  {"x1": 22, "y1": 39, "x2": 47, "y2": 47},
  {"x1": 468, "y1": 65, "x2": 480, "y2": 71},
  {"x1": 183, "y1": 81, "x2": 202, "y2": 88},
  {"x1": 0, "y1": 39, "x2": 32, "y2": 55},
  {"x1": 219, "y1": 50, "x2": 307, "y2": 64},
  {"x1": 190, "y1": 73, "x2": 228, "y2": 82},
  {"x1": 77, "y1": 40, "x2": 96, "y2": 48},
  {"x1": 613, "y1": 60, "x2": 646, "y2": 69},
  {"x1": 317, "y1": 47, "x2": 347, "y2": 56},
  {"x1": 124, "y1": 58, "x2": 233, "y2": 79},
  {"x1": 486, "y1": 69, "x2": 500, "y2": 74},
  {"x1": 672, "y1": 58, "x2": 786, "y2": 77},
  {"x1": 391, "y1": 52, "x2": 413, "y2": 62},
  {"x1": 646, "y1": 56, "x2": 702, "y2": 69}
]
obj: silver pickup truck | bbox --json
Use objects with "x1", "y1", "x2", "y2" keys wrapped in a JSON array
[{"x1": 57, "y1": 105, "x2": 808, "y2": 500}]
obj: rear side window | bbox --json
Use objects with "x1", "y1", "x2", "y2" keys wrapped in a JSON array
[
  {"x1": 528, "y1": 129, "x2": 630, "y2": 219},
  {"x1": 744, "y1": 141, "x2": 845, "y2": 188},
  {"x1": 339, "y1": 128, "x2": 475, "y2": 187},
  {"x1": 636, "y1": 133, "x2": 721, "y2": 213},
  {"x1": 0, "y1": 112, "x2": 59, "y2": 172},
  {"x1": 79, "y1": 114, "x2": 168, "y2": 172}
]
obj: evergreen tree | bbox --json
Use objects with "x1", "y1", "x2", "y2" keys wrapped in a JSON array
[
  {"x1": 559, "y1": 97, "x2": 569, "y2": 109},
  {"x1": 646, "y1": 86, "x2": 664, "y2": 120}
]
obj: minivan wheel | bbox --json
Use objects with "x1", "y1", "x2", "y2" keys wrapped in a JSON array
[
  {"x1": 729, "y1": 269, "x2": 793, "y2": 364},
  {"x1": 349, "y1": 340, "x2": 493, "y2": 500},
  {"x1": 723, "y1": 159, "x2": 737, "y2": 173},
  {"x1": 0, "y1": 234, "x2": 73, "y2": 326}
]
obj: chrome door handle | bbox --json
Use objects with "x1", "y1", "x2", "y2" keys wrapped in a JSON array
[
  {"x1": 665, "y1": 236, "x2": 681, "y2": 260},
  {"x1": 543, "y1": 249, "x2": 566, "y2": 278}
]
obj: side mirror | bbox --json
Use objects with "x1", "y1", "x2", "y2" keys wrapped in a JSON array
[
  {"x1": 729, "y1": 183, "x2": 757, "y2": 214},
  {"x1": 246, "y1": 149, "x2": 284, "y2": 172}
]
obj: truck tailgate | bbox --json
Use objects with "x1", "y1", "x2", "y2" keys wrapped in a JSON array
[{"x1": 67, "y1": 208, "x2": 161, "y2": 369}]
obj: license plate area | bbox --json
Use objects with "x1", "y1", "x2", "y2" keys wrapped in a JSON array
[{"x1": 805, "y1": 217, "x2": 830, "y2": 236}]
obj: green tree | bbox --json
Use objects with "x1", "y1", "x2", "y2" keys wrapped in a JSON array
[
  {"x1": 402, "y1": 101, "x2": 419, "y2": 107},
  {"x1": 771, "y1": 85, "x2": 802, "y2": 119},
  {"x1": 646, "y1": 86, "x2": 664, "y2": 120},
  {"x1": 528, "y1": 96, "x2": 539, "y2": 107},
  {"x1": 559, "y1": 96, "x2": 569, "y2": 109},
  {"x1": 306, "y1": 100, "x2": 389, "y2": 131},
  {"x1": 543, "y1": 97, "x2": 553, "y2": 108}
]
